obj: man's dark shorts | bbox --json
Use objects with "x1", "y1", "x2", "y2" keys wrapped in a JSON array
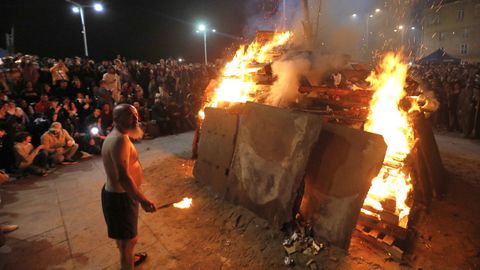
[{"x1": 101, "y1": 185, "x2": 139, "y2": 240}]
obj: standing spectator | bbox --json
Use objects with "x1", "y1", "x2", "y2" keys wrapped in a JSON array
[
  {"x1": 102, "y1": 66, "x2": 121, "y2": 103},
  {"x1": 40, "y1": 122, "x2": 79, "y2": 164},
  {"x1": 21, "y1": 60, "x2": 40, "y2": 85},
  {"x1": 50, "y1": 60, "x2": 69, "y2": 85},
  {"x1": 94, "y1": 80, "x2": 114, "y2": 108},
  {"x1": 21, "y1": 81, "x2": 40, "y2": 104}
]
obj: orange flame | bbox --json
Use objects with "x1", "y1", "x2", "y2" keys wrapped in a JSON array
[
  {"x1": 199, "y1": 32, "x2": 292, "y2": 118},
  {"x1": 362, "y1": 53, "x2": 418, "y2": 228},
  {"x1": 173, "y1": 197, "x2": 193, "y2": 209}
]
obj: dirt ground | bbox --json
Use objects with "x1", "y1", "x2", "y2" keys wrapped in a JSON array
[{"x1": 140, "y1": 133, "x2": 480, "y2": 270}]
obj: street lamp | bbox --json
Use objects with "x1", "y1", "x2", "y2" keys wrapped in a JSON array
[
  {"x1": 351, "y1": 13, "x2": 357, "y2": 18},
  {"x1": 196, "y1": 24, "x2": 216, "y2": 65},
  {"x1": 66, "y1": 1, "x2": 104, "y2": 57}
]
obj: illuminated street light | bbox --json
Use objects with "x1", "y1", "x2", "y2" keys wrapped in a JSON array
[
  {"x1": 196, "y1": 24, "x2": 215, "y2": 65},
  {"x1": 66, "y1": 0, "x2": 105, "y2": 57},
  {"x1": 178, "y1": 58, "x2": 184, "y2": 63},
  {"x1": 411, "y1": 26, "x2": 415, "y2": 30},
  {"x1": 369, "y1": 14, "x2": 374, "y2": 18},
  {"x1": 93, "y1": 3, "x2": 103, "y2": 12},
  {"x1": 351, "y1": 13, "x2": 357, "y2": 18},
  {"x1": 398, "y1": 25, "x2": 404, "y2": 30},
  {"x1": 375, "y1": 8, "x2": 381, "y2": 13}
]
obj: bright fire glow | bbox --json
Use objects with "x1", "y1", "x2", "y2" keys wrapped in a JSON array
[
  {"x1": 199, "y1": 32, "x2": 292, "y2": 118},
  {"x1": 363, "y1": 53, "x2": 417, "y2": 228},
  {"x1": 173, "y1": 197, "x2": 193, "y2": 209}
]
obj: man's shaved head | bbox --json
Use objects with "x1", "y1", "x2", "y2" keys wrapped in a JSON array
[
  {"x1": 113, "y1": 104, "x2": 135, "y2": 125},
  {"x1": 113, "y1": 104, "x2": 143, "y2": 139}
]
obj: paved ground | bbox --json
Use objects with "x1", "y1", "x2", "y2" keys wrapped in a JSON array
[
  {"x1": 1, "y1": 132, "x2": 479, "y2": 270},
  {"x1": 0, "y1": 132, "x2": 194, "y2": 270}
]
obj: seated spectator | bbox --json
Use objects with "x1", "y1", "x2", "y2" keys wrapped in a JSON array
[
  {"x1": 17, "y1": 99, "x2": 35, "y2": 120},
  {"x1": 14, "y1": 132, "x2": 49, "y2": 176},
  {"x1": 40, "y1": 122, "x2": 79, "y2": 164},
  {"x1": 150, "y1": 96, "x2": 170, "y2": 134},
  {"x1": 52, "y1": 80, "x2": 69, "y2": 99},
  {"x1": 75, "y1": 93, "x2": 94, "y2": 129},
  {"x1": 21, "y1": 81, "x2": 40, "y2": 104},
  {"x1": 70, "y1": 77, "x2": 89, "y2": 99},
  {"x1": 100, "y1": 103, "x2": 113, "y2": 134},
  {"x1": 34, "y1": 94, "x2": 51, "y2": 116},
  {"x1": 79, "y1": 114, "x2": 105, "y2": 155},
  {"x1": 83, "y1": 107, "x2": 102, "y2": 132},
  {"x1": 40, "y1": 83, "x2": 53, "y2": 96}
]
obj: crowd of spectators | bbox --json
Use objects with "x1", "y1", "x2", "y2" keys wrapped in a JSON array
[
  {"x1": 409, "y1": 63, "x2": 480, "y2": 138},
  {"x1": 0, "y1": 54, "x2": 219, "y2": 178}
]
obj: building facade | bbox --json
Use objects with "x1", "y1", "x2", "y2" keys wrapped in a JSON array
[{"x1": 422, "y1": 0, "x2": 480, "y2": 62}]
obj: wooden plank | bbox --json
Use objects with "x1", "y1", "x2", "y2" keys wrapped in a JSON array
[{"x1": 357, "y1": 212, "x2": 409, "y2": 240}]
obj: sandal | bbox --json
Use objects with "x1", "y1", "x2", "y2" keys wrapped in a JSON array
[{"x1": 134, "y1": 252, "x2": 148, "y2": 266}]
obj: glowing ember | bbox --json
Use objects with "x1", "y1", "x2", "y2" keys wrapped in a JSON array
[
  {"x1": 363, "y1": 53, "x2": 418, "y2": 228},
  {"x1": 199, "y1": 31, "x2": 292, "y2": 119},
  {"x1": 173, "y1": 197, "x2": 193, "y2": 209}
]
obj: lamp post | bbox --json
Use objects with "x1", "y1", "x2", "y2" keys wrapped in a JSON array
[
  {"x1": 66, "y1": 1, "x2": 104, "y2": 57},
  {"x1": 196, "y1": 24, "x2": 216, "y2": 65}
]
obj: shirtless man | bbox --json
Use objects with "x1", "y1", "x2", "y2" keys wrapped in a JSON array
[{"x1": 101, "y1": 104, "x2": 156, "y2": 270}]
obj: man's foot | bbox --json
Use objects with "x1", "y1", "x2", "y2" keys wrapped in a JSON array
[
  {"x1": 134, "y1": 252, "x2": 148, "y2": 266},
  {"x1": 61, "y1": 159, "x2": 79, "y2": 165},
  {"x1": 0, "y1": 224, "x2": 19, "y2": 233}
]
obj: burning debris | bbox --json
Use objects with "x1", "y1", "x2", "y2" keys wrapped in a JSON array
[{"x1": 193, "y1": 28, "x2": 445, "y2": 264}]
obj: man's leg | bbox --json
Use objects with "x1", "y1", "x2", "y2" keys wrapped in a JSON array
[
  {"x1": 118, "y1": 237, "x2": 137, "y2": 270},
  {"x1": 64, "y1": 144, "x2": 79, "y2": 160}
]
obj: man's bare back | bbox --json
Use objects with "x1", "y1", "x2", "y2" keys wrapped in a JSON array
[{"x1": 102, "y1": 129, "x2": 142, "y2": 193}]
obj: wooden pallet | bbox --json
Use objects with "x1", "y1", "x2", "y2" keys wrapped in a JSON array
[{"x1": 355, "y1": 224, "x2": 405, "y2": 260}]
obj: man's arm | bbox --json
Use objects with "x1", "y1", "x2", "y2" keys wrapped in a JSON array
[{"x1": 111, "y1": 136, "x2": 155, "y2": 212}]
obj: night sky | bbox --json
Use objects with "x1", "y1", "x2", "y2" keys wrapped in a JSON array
[{"x1": 0, "y1": 0, "x2": 251, "y2": 62}]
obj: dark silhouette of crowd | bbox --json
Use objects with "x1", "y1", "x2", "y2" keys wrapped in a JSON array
[
  {"x1": 0, "y1": 54, "x2": 218, "y2": 178},
  {"x1": 409, "y1": 63, "x2": 480, "y2": 138}
]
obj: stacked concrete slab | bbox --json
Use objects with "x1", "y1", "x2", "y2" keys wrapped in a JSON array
[{"x1": 193, "y1": 102, "x2": 387, "y2": 249}]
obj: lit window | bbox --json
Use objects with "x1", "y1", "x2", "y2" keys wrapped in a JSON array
[
  {"x1": 460, "y1": 44, "x2": 468, "y2": 54},
  {"x1": 457, "y1": 9, "x2": 464, "y2": 21}
]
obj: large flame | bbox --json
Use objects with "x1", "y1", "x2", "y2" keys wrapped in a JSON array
[
  {"x1": 199, "y1": 31, "x2": 292, "y2": 118},
  {"x1": 362, "y1": 53, "x2": 417, "y2": 228}
]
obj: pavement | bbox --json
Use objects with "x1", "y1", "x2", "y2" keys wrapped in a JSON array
[{"x1": 0, "y1": 132, "x2": 194, "y2": 270}]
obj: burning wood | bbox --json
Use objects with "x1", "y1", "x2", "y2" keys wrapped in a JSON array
[
  {"x1": 157, "y1": 197, "x2": 193, "y2": 210},
  {"x1": 362, "y1": 53, "x2": 418, "y2": 228},
  {"x1": 198, "y1": 31, "x2": 292, "y2": 119}
]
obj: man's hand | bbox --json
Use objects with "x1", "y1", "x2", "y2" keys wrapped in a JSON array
[
  {"x1": 66, "y1": 140, "x2": 74, "y2": 147},
  {"x1": 140, "y1": 198, "x2": 156, "y2": 213},
  {"x1": 36, "y1": 145, "x2": 45, "y2": 151}
]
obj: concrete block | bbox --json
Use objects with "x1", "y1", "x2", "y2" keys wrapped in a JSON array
[{"x1": 226, "y1": 102, "x2": 323, "y2": 228}]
